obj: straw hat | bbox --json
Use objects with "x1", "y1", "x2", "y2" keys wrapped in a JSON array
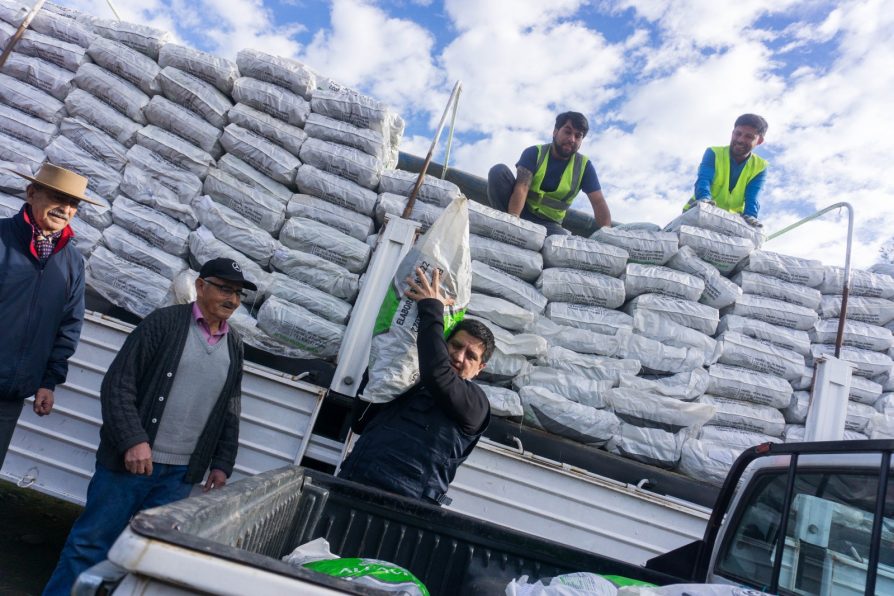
[{"x1": 12, "y1": 163, "x2": 102, "y2": 206}]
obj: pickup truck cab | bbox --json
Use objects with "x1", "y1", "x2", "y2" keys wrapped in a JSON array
[{"x1": 77, "y1": 440, "x2": 894, "y2": 595}]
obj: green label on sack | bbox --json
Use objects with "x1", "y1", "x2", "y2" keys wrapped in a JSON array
[
  {"x1": 373, "y1": 286, "x2": 402, "y2": 336},
  {"x1": 443, "y1": 307, "x2": 466, "y2": 337},
  {"x1": 303, "y1": 557, "x2": 429, "y2": 595}
]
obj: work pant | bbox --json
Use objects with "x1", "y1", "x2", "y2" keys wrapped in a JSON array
[
  {"x1": 486, "y1": 164, "x2": 570, "y2": 237},
  {"x1": 0, "y1": 398, "x2": 25, "y2": 470},
  {"x1": 43, "y1": 460, "x2": 191, "y2": 596}
]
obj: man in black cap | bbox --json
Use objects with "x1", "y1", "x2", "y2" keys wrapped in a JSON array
[{"x1": 44, "y1": 258, "x2": 256, "y2": 595}]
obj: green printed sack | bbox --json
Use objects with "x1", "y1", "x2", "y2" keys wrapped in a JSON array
[
  {"x1": 303, "y1": 557, "x2": 429, "y2": 595},
  {"x1": 363, "y1": 196, "x2": 472, "y2": 403}
]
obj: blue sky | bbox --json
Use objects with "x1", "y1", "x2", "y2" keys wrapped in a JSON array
[{"x1": 62, "y1": 0, "x2": 894, "y2": 268}]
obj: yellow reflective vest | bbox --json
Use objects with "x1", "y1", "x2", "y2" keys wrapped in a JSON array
[
  {"x1": 526, "y1": 144, "x2": 588, "y2": 223},
  {"x1": 686, "y1": 145, "x2": 768, "y2": 214}
]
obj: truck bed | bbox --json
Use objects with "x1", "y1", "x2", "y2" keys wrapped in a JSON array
[{"x1": 115, "y1": 466, "x2": 682, "y2": 595}]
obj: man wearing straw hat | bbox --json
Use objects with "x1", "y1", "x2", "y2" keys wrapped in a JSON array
[{"x1": 0, "y1": 163, "x2": 100, "y2": 470}]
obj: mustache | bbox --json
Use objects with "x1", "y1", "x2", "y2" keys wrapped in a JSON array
[
  {"x1": 48, "y1": 209, "x2": 69, "y2": 220},
  {"x1": 221, "y1": 302, "x2": 237, "y2": 310}
]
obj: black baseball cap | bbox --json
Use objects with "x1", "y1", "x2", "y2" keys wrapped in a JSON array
[{"x1": 199, "y1": 257, "x2": 258, "y2": 291}]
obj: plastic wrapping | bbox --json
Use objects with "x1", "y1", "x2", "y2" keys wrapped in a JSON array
[
  {"x1": 633, "y1": 310, "x2": 719, "y2": 365},
  {"x1": 545, "y1": 302, "x2": 633, "y2": 335},
  {"x1": 287, "y1": 194, "x2": 374, "y2": 242},
  {"x1": 203, "y1": 168, "x2": 286, "y2": 235},
  {"x1": 475, "y1": 384, "x2": 523, "y2": 418},
  {"x1": 473, "y1": 260, "x2": 547, "y2": 313},
  {"x1": 299, "y1": 137, "x2": 381, "y2": 190},
  {"x1": 530, "y1": 317, "x2": 627, "y2": 357},
  {"x1": 469, "y1": 316, "x2": 546, "y2": 358},
  {"x1": 731, "y1": 270, "x2": 822, "y2": 310},
  {"x1": 791, "y1": 365, "x2": 815, "y2": 391},
  {"x1": 256, "y1": 296, "x2": 345, "y2": 359},
  {"x1": 707, "y1": 363, "x2": 793, "y2": 408},
  {"x1": 541, "y1": 235, "x2": 628, "y2": 276},
  {"x1": 86, "y1": 36, "x2": 161, "y2": 95},
  {"x1": 271, "y1": 245, "x2": 360, "y2": 302},
  {"x1": 513, "y1": 367, "x2": 612, "y2": 409},
  {"x1": 622, "y1": 263, "x2": 705, "y2": 301},
  {"x1": 698, "y1": 426, "x2": 780, "y2": 450},
  {"x1": 0, "y1": 159, "x2": 30, "y2": 195},
  {"x1": 29, "y1": 8, "x2": 95, "y2": 47},
  {"x1": 218, "y1": 153, "x2": 291, "y2": 203},
  {"x1": 678, "y1": 439, "x2": 743, "y2": 486},
  {"x1": 74, "y1": 190, "x2": 112, "y2": 229},
  {"x1": 221, "y1": 124, "x2": 300, "y2": 187},
  {"x1": 158, "y1": 43, "x2": 239, "y2": 94},
  {"x1": 45, "y1": 135, "x2": 121, "y2": 198},
  {"x1": 469, "y1": 234, "x2": 543, "y2": 282},
  {"x1": 846, "y1": 401, "x2": 876, "y2": 433},
  {"x1": 536, "y1": 267, "x2": 625, "y2": 308},
  {"x1": 519, "y1": 386, "x2": 619, "y2": 446},
  {"x1": 478, "y1": 347, "x2": 528, "y2": 381},
  {"x1": 73, "y1": 63, "x2": 149, "y2": 124},
  {"x1": 304, "y1": 113, "x2": 389, "y2": 160},
  {"x1": 722, "y1": 293, "x2": 818, "y2": 331},
  {"x1": 125, "y1": 144, "x2": 203, "y2": 202},
  {"x1": 86, "y1": 246, "x2": 172, "y2": 316},
  {"x1": 102, "y1": 224, "x2": 189, "y2": 280},
  {"x1": 375, "y1": 192, "x2": 443, "y2": 232},
  {"x1": 112, "y1": 194, "x2": 190, "y2": 257},
  {"x1": 677, "y1": 225, "x2": 754, "y2": 273},
  {"x1": 265, "y1": 272, "x2": 352, "y2": 325},
  {"x1": 89, "y1": 17, "x2": 171, "y2": 59},
  {"x1": 144, "y1": 95, "x2": 223, "y2": 156},
  {"x1": 849, "y1": 375, "x2": 883, "y2": 406},
  {"x1": 0, "y1": 132, "x2": 44, "y2": 171},
  {"x1": 1, "y1": 52, "x2": 75, "y2": 100},
  {"x1": 818, "y1": 295, "x2": 894, "y2": 326},
  {"x1": 590, "y1": 227, "x2": 678, "y2": 265},
  {"x1": 0, "y1": 71, "x2": 64, "y2": 123},
  {"x1": 280, "y1": 217, "x2": 371, "y2": 274},
  {"x1": 716, "y1": 314, "x2": 811, "y2": 356},
  {"x1": 0, "y1": 103, "x2": 57, "y2": 148},
  {"x1": 377, "y1": 169, "x2": 461, "y2": 208},
  {"x1": 811, "y1": 344, "x2": 894, "y2": 378},
  {"x1": 666, "y1": 245, "x2": 741, "y2": 309},
  {"x1": 227, "y1": 102, "x2": 307, "y2": 157},
  {"x1": 618, "y1": 368, "x2": 710, "y2": 401},
  {"x1": 2, "y1": 24, "x2": 88, "y2": 71},
  {"x1": 468, "y1": 201, "x2": 547, "y2": 251},
  {"x1": 467, "y1": 293, "x2": 535, "y2": 332},
  {"x1": 232, "y1": 76, "x2": 310, "y2": 127},
  {"x1": 718, "y1": 331, "x2": 805, "y2": 380},
  {"x1": 664, "y1": 200, "x2": 764, "y2": 245},
  {"x1": 236, "y1": 49, "x2": 315, "y2": 99},
  {"x1": 820, "y1": 266, "x2": 894, "y2": 299},
  {"x1": 606, "y1": 389, "x2": 715, "y2": 432},
  {"x1": 622, "y1": 333, "x2": 705, "y2": 375},
  {"x1": 310, "y1": 88, "x2": 393, "y2": 133},
  {"x1": 158, "y1": 66, "x2": 232, "y2": 130},
  {"x1": 700, "y1": 395, "x2": 785, "y2": 437},
  {"x1": 120, "y1": 166, "x2": 198, "y2": 228},
  {"x1": 624, "y1": 293, "x2": 719, "y2": 335},
  {"x1": 537, "y1": 346, "x2": 641, "y2": 383},
  {"x1": 68, "y1": 217, "x2": 101, "y2": 256},
  {"x1": 0, "y1": 192, "x2": 23, "y2": 217},
  {"x1": 295, "y1": 164, "x2": 378, "y2": 216},
  {"x1": 810, "y1": 318, "x2": 893, "y2": 352},
  {"x1": 64, "y1": 89, "x2": 140, "y2": 146},
  {"x1": 192, "y1": 195, "x2": 277, "y2": 265},
  {"x1": 735, "y1": 250, "x2": 824, "y2": 287},
  {"x1": 60, "y1": 117, "x2": 127, "y2": 171},
  {"x1": 606, "y1": 423, "x2": 685, "y2": 469}
]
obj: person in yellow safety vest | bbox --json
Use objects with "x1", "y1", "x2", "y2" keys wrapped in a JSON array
[
  {"x1": 487, "y1": 111, "x2": 612, "y2": 236},
  {"x1": 684, "y1": 114, "x2": 769, "y2": 228}
]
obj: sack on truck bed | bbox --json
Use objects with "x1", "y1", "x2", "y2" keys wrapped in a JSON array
[
  {"x1": 102, "y1": 224, "x2": 188, "y2": 280},
  {"x1": 271, "y1": 245, "x2": 360, "y2": 302},
  {"x1": 221, "y1": 124, "x2": 300, "y2": 187},
  {"x1": 204, "y1": 168, "x2": 286, "y2": 235},
  {"x1": 546, "y1": 302, "x2": 633, "y2": 335},
  {"x1": 265, "y1": 272, "x2": 352, "y2": 325},
  {"x1": 0, "y1": 133, "x2": 44, "y2": 172},
  {"x1": 125, "y1": 144, "x2": 203, "y2": 202},
  {"x1": 811, "y1": 344, "x2": 894, "y2": 378},
  {"x1": 590, "y1": 227, "x2": 678, "y2": 265},
  {"x1": 46, "y1": 135, "x2": 121, "y2": 198},
  {"x1": 86, "y1": 36, "x2": 161, "y2": 95},
  {"x1": 607, "y1": 423, "x2": 685, "y2": 469},
  {"x1": 65, "y1": 89, "x2": 140, "y2": 146},
  {"x1": 112, "y1": 194, "x2": 189, "y2": 257},
  {"x1": 699, "y1": 426, "x2": 780, "y2": 450},
  {"x1": 232, "y1": 76, "x2": 310, "y2": 127},
  {"x1": 299, "y1": 137, "x2": 381, "y2": 190},
  {"x1": 529, "y1": 316, "x2": 627, "y2": 357},
  {"x1": 377, "y1": 169, "x2": 461, "y2": 209},
  {"x1": 722, "y1": 293, "x2": 818, "y2": 331},
  {"x1": 0, "y1": 103, "x2": 57, "y2": 149},
  {"x1": 29, "y1": 8, "x2": 95, "y2": 47},
  {"x1": 236, "y1": 49, "x2": 315, "y2": 100},
  {"x1": 375, "y1": 192, "x2": 442, "y2": 231},
  {"x1": 707, "y1": 363, "x2": 792, "y2": 408},
  {"x1": 810, "y1": 318, "x2": 893, "y2": 352},
  {"x1": 849, "y1": 375, "x2": 883, "y2": 406},
  {"x1": 0, "y1": 72, "x2": 64, "y2": 123},
  {"x1": 192, "y1": 195, "x2": 277, "y2": 266},
  {"x1": 1, "y1": 52, "x2": 74, "y2": 101},
  {"x1": 623, "y1": 263, "x2": 705, "y2": 301},
  {"x1": 0, "y1": 23, "x2": 88, "y2": 71},
  {"x1": 60, "y1": 117, "x2": 127, "y2": 172},
  {"x1": 73, "y1": 190, "x2": 111, "y2": 229},
  {"x1": 716, "y1": 314, "x2": 811, "y2": 356},
  {"x1": 474, "y1": 261, "x2": 547, "y2": 313},
  {"x1": 469, "y1": 316, "x2": 546, "y2": 358},
  {"x1": 478, "y1": 347, "x2": 528, "y2": 382},
  {"x1": 279, "y1": 217, "x2": 371, "y2": 274},
  {"x1": 618, "y1": 368, "x2": 710, "y2": 401},
  {"x1": 513, "y1": 366, "x2": 612, "y2": 408},
  {"x1": 819, "y1": 266, "x2": 894, "y2": 299},
  {"x1": 536, "y1": 267, "x2": 625, "y2": 309},
  {"x1": 288, "y1": 194, "x2": 373, "y2": 242},
  {"x1": 678, "y1": 439, "x2": 742, "y2": 486},
  {"x1": 677, "y1": 225, "x2": 754, "y2": 273},
  {"x1": 73, "y1": 63, "x2": 149, "y2": 124},
  {"x1": 469, "y1": 234, "x2": 542, "y2": 282},
  {"x1": 537, "y1": 346, "x2": 641, "y2": 383},
  {"x1": 664, "y1": 200, "x2": 764, "y2": 246},
  {"x1": 120, "y1": 166, "x2": 199, "y2": 228},
  {"x1": 476, "y1": 384, "x2": 523, "y2": 418},
  {"x1": 68, "y1": 218, "x2": 101, "y2": 256},
  {"x1": 624, "y1": 293, "x2": 719, "y2": 335},
  {"x1": 227, "y1": 102, "x2": 306, "y2": 157},
  {"x1": 818, "y1": 295, "x2": 894, "y2": 327},
  {"x1": 622, "y1": 333, "x2": 705, "y2": 375},
  {"x1": 734, "y1": 250, "x2": 824, "y2": 287},
  {"x1": 467, "y1": 293, "x2": 535, "y2": 332},
  {"x1": 519, "y1": 386, "x2": 619, "y2": 446},
  {"x1": 219, "y1": 154, "x2": 291, "y2": 203},
  {"x1": 158, "y1": 67, "x2": 232, "y2": 130},
  {"x1": 304, "y1": 113, "x2": 389, "y2": 161},
  {"x1": 145, "y1": 95, "x2": 223, "y2": 157},
  {"x1": 667, "y1": 245, "x2": 741, "y2": 309},
  {"x1": 633, "y1": 310, "x2": 719, "y2": 365},
  {"x1": 717, "y1": 331, "x2": 805, "y2": 381},
  {"x1": 89, "y1": 18, "x2": 172, "y2": 60},
  {"x1": 468, "y1": 201, "x2": 547, "y2": 251},
  {"x1": 541, "y1": 235, "x2": 628, "y2": 276},
  {"x1": 700, "y1": 395, "x2": 785, "y2": 437},
  {"x1": 310, "y1": 88, "x2": 393, "y2": 134},
  {"x1": 606, "y1": 388, "x2": 715, "y2": 433},
  {"x1": 86, "y1": 246, "x2": 171, "y2": 318},
  {"x1": 364, "y1": 197, "x2": 472, "y2": 403},
  {"x1": 295, "y1": 164, "x2": 378, "y2": 216},
  {"x1": 158, "y1": 43, "x2": 239, "y2": 94},
  {"x1": 732, "y1": 270, "x2": 822, "y2": 310}
]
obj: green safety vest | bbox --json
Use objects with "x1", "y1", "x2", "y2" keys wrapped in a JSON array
[
  {"x1": 686, "y1": 145, "x2": 768, "y2": 214},
  {"x1": 526, "y1": 144, "x2": 588, "y2": 223}
]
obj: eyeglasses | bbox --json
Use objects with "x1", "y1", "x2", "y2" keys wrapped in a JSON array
[{"x1": 201, "y1": 278, "x2": 246, "y2": 299}]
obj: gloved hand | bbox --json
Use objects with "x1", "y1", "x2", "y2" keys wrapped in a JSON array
[
  {"x1": 698, "y1": 198, "x2": 716, "y2": 206},
  {"x1": 742, "y1": 214, "x2": 763, "y2": 228}
]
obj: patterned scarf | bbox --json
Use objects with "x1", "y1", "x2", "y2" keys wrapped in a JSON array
[{"x1": 25, "y1": 204, "x2": 63, "y2": 263}]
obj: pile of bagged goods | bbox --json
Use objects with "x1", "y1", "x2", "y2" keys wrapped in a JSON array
[{"x1": 1, "y1": 1, "x2": 893, "y2": 487}]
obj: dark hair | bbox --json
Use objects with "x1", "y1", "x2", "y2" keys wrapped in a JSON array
[
  {"x1": 448, "y1": 318, "x2": 495, "y2": 364},
  {"x1": 555, "y1": 111, "x2": 589, "y2": 137},
  {"x1": 735, "y1": 113, "x2": 768, "y2": 136}
]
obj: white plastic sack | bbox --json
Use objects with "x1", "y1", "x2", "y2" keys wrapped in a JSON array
[
  {"x1": 849, "y1": 375, "x2": 883, "y2": 406},
  {"x1": 228, "y1": 102, "x2": 307, "y2": 157},
  {"x1": 29, "y1": 8, "x2": 95, "y2": 47},
  {"x1": 810, "y1": 318, "x2": 893, "y2": 352},
  {"x1": 722, "y1": 293, "x2": 818, "y2": 331},
  {"x1": 468, "y1": 201, "x2": 547, "y2": 251},
  {"x1": 112, "y1": 194, "x2": 189, "y2": 257},
  {"x1": 68, "y1": 217, "x2": 101, "y2": 256},
  {"x1": 624, "y1": 293, "x2": 719, "y2": 335},
  {"x1": 158, "y1": 66, "x2": 232, "y2": 130},
  {"x1": 618, "y1": 368, "x2": 709, "y2": 401},
  {"x1": 204, "y1": 168, "x2": 286, "y2": 234},
  {"x1": 606, "y1": 388, "x2": 715, "y2": 432},
  {"x1": 86, "y1": 246, "x2": 172, "y2": 317},
  {"x1": 541, "y1": 235, "x2": 628, "y2": 276},
  {"x1": 474, "y1": 260, "x2": 547, "y2": 313},
  {"x1": 73, "y1": 63, "x2": 149, "y2": 124},
  {"x1": 229, "y1": 308, "x2": 314, "y2": 359},
  {"x1": 295, "y1": 164, "x2": 378, "y2": 216},
  {"x1": 0, "y1": 191, "x2": 23, "y2": 216},
  {"x1": 144, "y1": 95, "x2": 223, "y2": 157},
  {"x1": 478, "y1": 347, "x2": 529, "y2": 381},
  {"x1": 45, "y1": 135, "x2": 121, "y2": 198},
  {"x1": 0, "y1": 71, "x2": 64, "y2": 123},
  {"x1": 265, "y1": 271, "x2": 352, "y2": 325},
  {"x1": 74, "y1": 190, "x2": 111, "y2": 229},
  {"x1": 1, "y1": 52, "x2": 74, "y2": 100},
  {"x1": 287, "y1": 194, "x2": 374, "y2": 242},
  {"x1": 279, "y1": 217, "x2": 371, "y2": 274},
  {"x1": 716, "y1": 314, "x2": 811, "y2": 356},
  {"x1": 791, "y1": 365, "x2": 815, "y2": 391},
  {"x1": 700, "y1": 395, "x2": 785, "y2": 437},
  {"x1": 221, "y1": 124, "x2": 300, "y2": 187},
  {"x1": 60, "y1": 117, "x2": 127, "y2": 171},
  {"x1": 0, "y1": 159, "x2": 29, "y2": 194},
  {"x1": 311, "y1": 88, "x2": 392, "y2": 133},
  {"x1": 677, "y1": 225, "x2": 754, "y2": 273},
  {"x1": 64, "y1": 89, "x2": 140, "y2": 146},
  {"x1": 718, "y1": 331, "x2": 805, "y2": 380},
  {"x1": 0, "y1": 103, "x2": 57, "y2": 148},
  {"x1": 299, "y1": 137, "x2": 381, "y2": 190},
  {"x1": 664, "y1": 200, "x2": 764, "y2": 246},
  {"x1": 678, "y1": 438, "x2": 743, "y2": 486},
  {"x1": 871, "y1": 263, "x2": 894, "y2": 277},
  {"x1": 811, "y1": 344, "x2": 894, "y2": 378},
  {"x1": 736, "y1": 250, "x2": 824, "y2": 287},
  {"x1": 818, "y1": 295, "x2": 894, "y2": 326},
  {"x1": 377, "y1": 169, "x2": 461, "y2": 209},
  {"x1": 375, "y1": 192, "x2": 444, "y2": 232},
  {"x1": 469, "y1": 316, "x2": 546, "y2": 358},
  {"x1": 623, "y1": 333, "x2": 705, "y2": 375},
  {"x1": 623, "y1": 263, "x2": 704, "y2": 301},
  {"x1": 545, "y1": 302, "x2": 633, "y2": 335},
  {"x1": 698, "y1": 426, "x2": 780, "y2": 449},
  {"x1": 819, "y1": 266, "x2": 894, "y2": 299},
  {"x1": 466, "y1": 234, "x2": 543, "y2": 282},
  {"x1": 846, "y1": 401, "x2": 876, "y2": 433},
  {"x1": 0, "y1": 132, "x2": 44, "y2": 171},
  {"x1": 192, "y1": 195, "x2": 277, "y2": 265},
  {"x1": 506, "y1": 572, "x2": 619, "y2": 596},
  {"x1": 633, "y1": 309, "x2": 719, "y2": 365},
  {"x1": 607, "y1": 423, "x2": 685, "y2": 469},
  {"x1": 120, "y1": 165, "x2": 199, "y2": 228},
  {"x1": 158, "y1": 43, "x2": 239, "y2": 94},
  {"x1": 0, "y1": 0, "x2": 25, "y2": 25},
  {"x1": 529, "y1": 316, "x2": 627, "y2": 357},
  {"x1": 3, "y1": 24, "x2": 88, "y2": 71},
  {"x1": 536, "y1": 267, "x2": 625, "y2": 308},
  {"x1": 732, "y1": 270, "x2": 822, "y2": 310},
  {"x1": 468, "y1": 293, "x2": 535, "y2": 332},
  {"x1": 125, "y1": 144, "x2": 203, "y2": 202},
  {"x1": 271, "y1": 245, "x2": 360, "y2": 302},
  {"x1": 255, "y1": 296, "x2": 345, "y2": 359},
  {"x1": 102, "y1": 224, "x2": 189, "y2": 280},
  {"x1": 219, "y1": 154, "x2": 292, "y2": 203},
  {"x1": 519, "y1": 386, "x2": 619, "y2": 446},
  {"x1": 86, "y1": 36, "x2": 160, "y2": 95},
  {"x1": 476, "y1": 384, "x2": 523, "y2": 418},
  {"x1": 187, "y1": 227, "x2": 267, "y2": 302},
  {"x1": 666, "y1": 245, "x2": 741, "y2": 309},
  {"x1": 537, "y1": 346, "x2": 641, "y2": 383},
  {"x1": 235, "y1": 49, "x2": 315, "y2": 99},
  {"x1": 89, "y1": 18, "x2": 172, "y2": 60},
  {"x1": 590, "y1": 227, "x2": 678, "y2": 265},
  {"x1": 707, "y1": 363, "x2": 793, "y2": 408},
  {"x1": 364, "y1": 197, "x2": 472, "y2": 403},
  {"x1": 305, "y1": 113, "x2": 388, "y2": 161},
  {"x1": 232, "y1": 76, "x2": 310, "y2": 127},
  {"x1": 513, "y1": 366, "x2": 612, "y2": 408}
]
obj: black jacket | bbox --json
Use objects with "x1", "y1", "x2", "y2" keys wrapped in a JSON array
[{"x1": 96, "y1": 304, "x2": 243, "y2": 484}]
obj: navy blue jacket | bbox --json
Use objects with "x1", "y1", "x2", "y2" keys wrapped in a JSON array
[{"x1": 0, "y1": 206, "x2": 85, "y2": 401}]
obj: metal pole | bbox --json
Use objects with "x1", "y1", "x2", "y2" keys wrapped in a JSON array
[
  {"x1": 440, "y1": 86, "x2": 462, "y2": 180},
  {"x1": 0, "y1": 0, "x2": 47, "y2": 69},
  {"x1": 104, "y1": 0, "x2": 122, "y2": 21}
]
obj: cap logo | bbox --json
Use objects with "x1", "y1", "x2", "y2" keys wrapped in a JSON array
[{"x1": 231, "y1": 262, "x2": 242, "y2": 272}]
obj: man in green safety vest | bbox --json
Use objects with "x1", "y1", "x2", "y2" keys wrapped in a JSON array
[
  {"x1": 684, "y1": 114, "x2": 769, "y2": 228},
  {"x1": 487, "y1": 111, "x2": 611, "y2": 236}
]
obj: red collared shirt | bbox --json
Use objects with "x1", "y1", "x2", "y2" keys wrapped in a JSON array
[{"x1": 192, "y1": 302, "x2": 229, "y2": 346}]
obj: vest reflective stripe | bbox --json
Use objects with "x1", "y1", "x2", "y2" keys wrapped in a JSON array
[
  {"x1": 527, "y1": 144, "x2": 588, "y2": 223},
  {"x1": 686, "y1": 146, "x2": 767, "y2": 214}
]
